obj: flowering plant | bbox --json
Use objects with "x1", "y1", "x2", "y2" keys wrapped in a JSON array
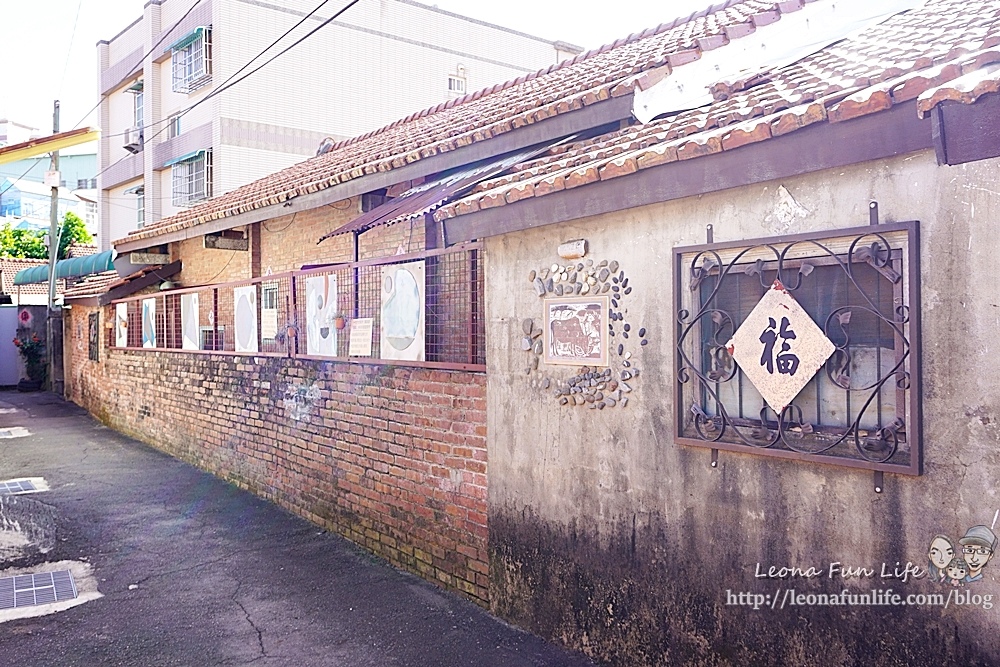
[{"x1": 13, "y1": 333, "x2": 45, "y2": 382}]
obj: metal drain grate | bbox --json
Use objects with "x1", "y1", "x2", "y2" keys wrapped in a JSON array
[
  {"x1": 0, "y1": 570, "x2": 78, "y2": 610},
  {"x1": 0, "y1": 479, "x2": 36, "y2": 495}
]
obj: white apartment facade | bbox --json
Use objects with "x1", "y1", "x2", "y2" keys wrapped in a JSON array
[{"x1": 97, "y1": 0, "x2": 580, "y2": 250}]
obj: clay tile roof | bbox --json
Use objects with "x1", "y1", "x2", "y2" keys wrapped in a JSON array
[
  {"x1": 0, "y1": 258, "x2": 65, "y2": 296},
  {"x1": 434, "y1": 0, "x2": 1000, "y2": 223},
  {"x1": 62, "y1": 271, "x2": 120, "y2": 300},
  {"x1": 65, "y1": 243, "x2": 99, "y2": 258},
  {"x1": 118, "y1": 0, "x2": 795, "y2": 246}
]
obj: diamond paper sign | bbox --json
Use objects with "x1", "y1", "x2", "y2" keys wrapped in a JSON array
[{"x1": 726, "y1": 279, "x2": 835, "y2": 414}]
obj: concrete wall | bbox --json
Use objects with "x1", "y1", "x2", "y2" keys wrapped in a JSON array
[
  {"x1": 484, "y1": 149, "x2": 1000, "y2": 665},
  {"x1": 64, "y1": 302, "x2": 489, "y2": 602}
]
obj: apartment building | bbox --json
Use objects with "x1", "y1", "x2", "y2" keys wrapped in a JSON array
[{"x1": 96, "y1": 0, "x2": 580, "y2": 250}]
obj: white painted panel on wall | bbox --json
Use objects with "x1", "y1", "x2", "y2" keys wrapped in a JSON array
[
  {"x1": 233, "y1": 286, "x2": 258, "y2": 353},
  {"x1": 181, "y1": 293, "x2": 200, "y2": 350},
  {"x1": 141, "y1": 298, "x2": 156, "y2": 348},
  {"x1": 305, "y1": 274, "x2": 337, "y2": 357},
  {"x1": 115, "y1": 302, "x2": 128, "y2": 348},
  {"x1": 380, "y1": 261, "x2": 425, "y2": 362}
]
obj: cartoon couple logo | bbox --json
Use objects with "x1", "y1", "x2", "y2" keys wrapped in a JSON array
[{"x1": 928, "y1": 524, "x2": 998, "y2": 587}]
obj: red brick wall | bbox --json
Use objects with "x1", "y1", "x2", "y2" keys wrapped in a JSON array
[
  {"x1": 64, "y1": 304, "x2": 489, "y2": 602},
  {"x1": 257, "y1": 199, "x2": 357, "y2": 274}
]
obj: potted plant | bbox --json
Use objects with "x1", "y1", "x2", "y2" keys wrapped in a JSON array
[{"x1": 13, "y1": 332, "x2": 46, "y2": 391}]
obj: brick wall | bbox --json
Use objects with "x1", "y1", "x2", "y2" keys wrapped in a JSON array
[
  {"x1": 257, "y1": 199, "x2": 357, "y2": 274},
  {"x1": 64, "y1": 304, "x2": 489, "y2": 602},
  {"x1": 166, "y1": 200, "x2": 428, "y2": 287},
  {"x1": 172, "y1": 234, "x2": 252, "y2": 287}
]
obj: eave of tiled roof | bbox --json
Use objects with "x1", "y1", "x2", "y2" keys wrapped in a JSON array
[
  {"x1": 62, "y1": 271, "x2": 120, "y2": 300},
  {"x1": 0, "y1": 258, "x2": 58, "y2": 295},
  {"x1": 433, "y1": 0, "x2": 1000, "y2": 224},
  {"x1": 117, "y1": 0, "x2": 810, "y2": 246}
]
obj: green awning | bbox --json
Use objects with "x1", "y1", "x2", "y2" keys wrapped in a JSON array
[
  {"x1": 168, "y1": 26, "x2": 205, "y2": 52},
  {"x1": 163, "y1": 150, "x2": 205, "y2": 168},
  {"x1": 14, "y1": 250, "x2": 118, "y2": 285}
]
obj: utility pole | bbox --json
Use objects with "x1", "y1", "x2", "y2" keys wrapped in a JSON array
[
  {"x1": 47, "y1": 100, "x2": 60, "y2": 309},
  {"x1": 47, "y1": 100, "x2": 61, "y2": 393}
]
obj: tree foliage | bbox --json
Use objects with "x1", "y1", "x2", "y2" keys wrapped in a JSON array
[
  {"x1": 0, "y1": 211, "x2": 93, "y2": 260},
  {"x1": 0, "y1": 225, "x2": 47, "y2": 259},
  {"x1": 57, "y1": 212, "x2": 92, "y2": 260}
]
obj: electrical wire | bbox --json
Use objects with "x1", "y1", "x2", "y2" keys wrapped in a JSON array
[
  {"x1": 58, "y1": 0, "x2": 85, "y2": 99},
  {"x1": 0, "y1": 158, "x2": 48, "y2": 200},
  {"x1": 103, "y1": 0, "x2": 338, "y2": 139},
  {"x1": 70, "y1": 0, "x2": 208, "y2": 130},
  {"x1": 88, "y1": 0, "x2": 361, "y2": 186}
]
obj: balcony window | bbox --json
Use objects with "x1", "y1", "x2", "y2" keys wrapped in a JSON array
[{"x1": 171, "y1": 27, "x2": 211, "y2": 94}]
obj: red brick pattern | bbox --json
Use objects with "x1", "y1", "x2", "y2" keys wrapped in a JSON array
[{"x1": 63, "y1": 304, "x2": 489, "y2": 603}]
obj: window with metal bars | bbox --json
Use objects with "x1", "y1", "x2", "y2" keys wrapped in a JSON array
[
  {"x1": 171, "y1": 29, "x2": 211, "y2": 94},
  {"x1": 674, "y1": 222, "x2": 921, "y2": 475},
  {"x1": 171, "y1": 151, "x2": 211, "y2": 206}
]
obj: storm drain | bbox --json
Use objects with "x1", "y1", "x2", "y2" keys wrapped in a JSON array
[
  {"x1": 0, "y1": 570, "x2": 77, "y2": 610},
  {"x1": 0, "y1": 480, "x2": 36, "y2": 495}
]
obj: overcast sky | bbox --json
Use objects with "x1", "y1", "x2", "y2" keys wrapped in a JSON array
[{"x1": 1, "y1": 0, "x2": 712, "y2": 134}]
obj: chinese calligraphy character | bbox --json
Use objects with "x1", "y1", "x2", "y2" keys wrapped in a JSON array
[{"x1": 759, "y1": 316, "x2": 800, "y2": 376}]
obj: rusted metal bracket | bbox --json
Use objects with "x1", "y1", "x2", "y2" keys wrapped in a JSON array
[
  {"x1": 869, "y1": 200, "x2": 879, "y2": 226},
  {"x1": 874, "y1": 470, "x2": 884, "y2": 494}
]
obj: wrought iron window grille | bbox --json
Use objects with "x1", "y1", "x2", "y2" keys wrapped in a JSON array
[{"x1": 673, "y1": 219, "x2": 921, "y2": 476}]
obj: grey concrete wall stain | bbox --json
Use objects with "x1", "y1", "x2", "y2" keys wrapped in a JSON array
[
  {"x1": 485, "y1": 151, "x2": 1000, "y2": 664},
  {"x1": 0, "y1": 494, "x2": 56, "y2": 565},
  {"x1": 490, "y1": 507, "x2": 995, "y2": 667},
  {"x1": 281, "y1": 382, "x2": 322, "y2": 422}
]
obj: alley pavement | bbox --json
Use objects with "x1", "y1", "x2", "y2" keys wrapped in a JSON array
[{"x1": 0, "y1": 391, "x2": 593, "y2": 667}]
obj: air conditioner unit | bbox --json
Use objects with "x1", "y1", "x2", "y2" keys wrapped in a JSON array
[{"x1": 123, "y1": 126, "x2": 143, "y2": 154}]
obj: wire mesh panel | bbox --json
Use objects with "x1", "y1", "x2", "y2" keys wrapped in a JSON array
[
  {"x1": 109, "y1": 243, "x2": 485, "y2": 369},
  {"x1": 296, "y1": 244, "x2": 485, "y2": 367}
]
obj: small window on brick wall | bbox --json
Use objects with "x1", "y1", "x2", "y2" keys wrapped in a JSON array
[
  {"x1": 673, "y1": 221, "x2": 921, "y2": 475},
  {"x1": 88, "y1": 312, "x2": 100, "y2": 362}
]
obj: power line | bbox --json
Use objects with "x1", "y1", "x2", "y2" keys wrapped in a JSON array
[
  {"x1": 0, "y1": 158, "x2": 48, "y2": 200},
  {"x1": 59, "y1": 0, "x2": 85, "y2": 98},
  {"x1": 104, "y1": 0, "x2": 341, "y2": 139},
  {"x1": 71, "y1": 0, "x2": 208, "y2": 130},
  {"x1": 90, "y1": 0, "x2": 360, "y2": 185}
]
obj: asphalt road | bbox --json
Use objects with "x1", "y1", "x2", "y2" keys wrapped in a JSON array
[{"x1": 0, "y1": 391, "x2": 594, "y2": 667}]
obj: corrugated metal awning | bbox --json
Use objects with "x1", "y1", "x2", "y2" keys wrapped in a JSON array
[
  {"x1": 317, "y1": 139, "x2": 571, "y2": 243},
  {"x1": 14, "y1": 250, "x2": 118, "y2": 285}
]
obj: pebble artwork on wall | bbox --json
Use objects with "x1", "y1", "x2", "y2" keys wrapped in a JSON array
[{"x1": 519, "y1": 251, "x2": 648, "y2": 409}]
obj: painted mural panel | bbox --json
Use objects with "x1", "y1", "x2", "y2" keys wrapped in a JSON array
[
  {"x1": 380, "y1": 261, "x2": 425, "y2": 361},
  {"x1": 181, "y1": 293, "x2": 200, "y2": 350},
  {"x1": 141, "y1": 298, "x2": 156, "y2": 348},
  {"x1": 305, "y1": 274, "x2": 338, "y2": 357},
  {"x1": 234, "y1": 286, "x2": 258, "y2": 353},
  {"x1": 115, "y1": 302, "x2": 128, "y2": 348},
  {"x1": 543, "y1": 296, "x2": 609, "y2": 367}
]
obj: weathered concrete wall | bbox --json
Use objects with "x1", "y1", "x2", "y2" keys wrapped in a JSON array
[
  {"x1": 485, "y1": 149, "x2": 1000, "y2": 665},
  {"x1": 63, "y1": 303, "x2": 489, "y2": 602}
]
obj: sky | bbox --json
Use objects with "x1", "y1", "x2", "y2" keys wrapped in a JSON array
[{"x1": 0, "y1": 0, "x2": 713, "y2": 135}]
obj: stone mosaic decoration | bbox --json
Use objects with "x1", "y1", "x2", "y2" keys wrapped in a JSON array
[{"x1": 520, "y1": 254, "x2": 647, "y2": 409}]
